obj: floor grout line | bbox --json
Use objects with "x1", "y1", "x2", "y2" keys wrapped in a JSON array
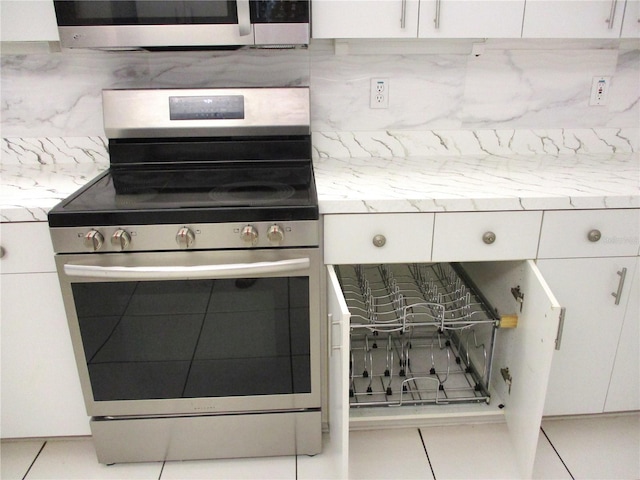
[
  {"x1": 540, "y1": 426, "x2": 575, "y2": 480},
  {"x1": 158, "y1": 460, "x2": 166, "y2": 480},
  {"x1": 21, "y1": 441, "x2": 47, "y2": 480},
  {"x1": 418, "y1": 428, "x2": 437, "y2": 480}
]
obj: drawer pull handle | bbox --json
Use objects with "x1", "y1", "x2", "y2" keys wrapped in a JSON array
[
  {"x1": 0, "y1": 246, "x2": 4, "y2": 258},
  {"x1": 482, "y1": 231, "x2": 496, "y2": 245},
  {"x1": 372, "y1": 234, "x2": 387, "y2": 248},
  {"x1": 587, "y1": 229, "x2": 602, "y2": 242},
  {"x1": 612, "y1": 267, "x2": 627, "y2": 306}
]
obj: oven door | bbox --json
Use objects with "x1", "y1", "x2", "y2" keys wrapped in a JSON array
[
  {"x1": 53, "y1": 0, "x2": 309, "y2": 48},
  {"x1": 55, "y1": 248, "x2": 321, "y2": 418}
]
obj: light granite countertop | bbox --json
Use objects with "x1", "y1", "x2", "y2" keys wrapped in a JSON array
[
  {"x1": 1, "y1": 162, "x2": 108, "y2": 222},
  {"x1": 314, "y1": 152, "x2": 640, "y2": 214},
  {"x1": 1, "y1": 151, "x2": 638, "y2": 223}
]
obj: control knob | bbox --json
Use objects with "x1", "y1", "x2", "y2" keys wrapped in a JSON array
[
  {"x1": 240, "y1": 225, "x2": 259, "y2": 246},
  {"x1": 176, "y1": 227, "x2": 195, "y2": 249},
  {"x1": 267, "y1": 224, "x2": 285, "y2": 245},
  {"x1": 111, "y1": 229, "x2": 131, "y2": 250},
  {"x1": 84, "y1": 229, "x2": 104, "y2": 251}
]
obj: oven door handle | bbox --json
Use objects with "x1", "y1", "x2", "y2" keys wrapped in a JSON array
[{"x1": 63, "y1": 258, "x2": 311, "y2": 280}]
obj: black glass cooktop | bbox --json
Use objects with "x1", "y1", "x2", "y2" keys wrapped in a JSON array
[{"x1": 48, "y1": 161, "x2": 318, "y2": 227}]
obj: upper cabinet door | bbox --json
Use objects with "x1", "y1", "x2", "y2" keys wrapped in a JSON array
[
  {"x1": 418, "y1": 0, "x2": 525, "y2": 38},
  {"x1": 621, "y1": 0, "x2": 640, "y2": 37},
  {"x1": 0, "y1": 0, "x2": 59, "y2": 42},
  {"x1": 522, "y1": 0, "x2": 626, "y2": 38},
  {"x1": 312, "y1": 0, "x2": 420, "y2": 38}
]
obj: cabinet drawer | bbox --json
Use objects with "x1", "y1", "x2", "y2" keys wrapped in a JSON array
[
  {"x1": 1, "y1": 222, "x2": 56, "y2": 273},
  {"x1": 538, "y1": 209, "x2": 640, "y2": 259},
  {"x1": 323, "y1": 213, "x2": 434, "y2": 264},
  {"x1": 432, "y1": 211, "x2": 543, "y2": 262}
]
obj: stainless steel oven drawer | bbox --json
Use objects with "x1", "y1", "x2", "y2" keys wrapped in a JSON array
[{"x1": 91, "y1": 410, "x2": 321, "y2": 463}]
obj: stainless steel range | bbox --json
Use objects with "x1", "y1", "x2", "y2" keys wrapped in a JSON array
[{"x1": 48, "y1": 87, "x2": 321, "y2": 464}]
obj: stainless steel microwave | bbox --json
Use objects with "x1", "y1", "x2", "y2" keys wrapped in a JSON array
[{"x1": 53, "y1": 1, "x2": 309, "y2": 49}]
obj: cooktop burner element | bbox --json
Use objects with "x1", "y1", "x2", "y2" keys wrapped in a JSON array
[{"x1": 209, "y1": 181, "x2": 297, "y2": 205}]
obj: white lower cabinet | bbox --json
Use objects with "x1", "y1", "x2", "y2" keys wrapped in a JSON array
[
  {"x1": 604, "y1": 257, "x2": 640, "y2": 412},
  {"x1": 538, "y1": 257, "x2": 639, "y2": 415},
  {"x1": 537, "y1": 208, "x2": 640, "y2": 415},
  {"x1": 0, "y1": 222, "x2": 89, "y2": 438},
  {"x1": 324, "y1": 213, "x2": 433, "y2": 265},
  {"x1": 432, "y1": 211, "x2": 542, "y2": 262},
  {"x1": 326, "y1": 260, "x2": 563, "y2": 479},
  {"x1": 326, "y1": 267, "x2": 351, "y2": 479}
]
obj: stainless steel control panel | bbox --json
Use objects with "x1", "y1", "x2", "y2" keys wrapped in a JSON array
[{"x1": 50, "y1": 220, "x2": 319, "y2": 254}]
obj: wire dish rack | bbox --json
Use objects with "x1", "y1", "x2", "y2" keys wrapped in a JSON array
[{"x1": 334, "y1": 263, "x2": 499, "y2": 408}]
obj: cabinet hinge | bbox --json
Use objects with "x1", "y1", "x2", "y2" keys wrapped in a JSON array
[
  {"x1": 511, "y1": 285, "x2": 524, "y2": 312},
  {"x1": 500, "y1": 367, "x2": 512, "y2": 395}
]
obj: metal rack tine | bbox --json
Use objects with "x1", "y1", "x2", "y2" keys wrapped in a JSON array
[{"x1": 337, "y1": 262, "x2": 496, "y2": 409}]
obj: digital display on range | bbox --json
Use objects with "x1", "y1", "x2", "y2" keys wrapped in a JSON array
[{"x1": 169, "y1": 95, "x2": 245, "y2": 120}]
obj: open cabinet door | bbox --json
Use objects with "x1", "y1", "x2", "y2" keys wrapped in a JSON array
[
  {"x1": 325, "y1": 266, "x2": 350, "y2": 478},
  {"x1": 462, "y1": 260, "x2": 563, "y2": 479}
]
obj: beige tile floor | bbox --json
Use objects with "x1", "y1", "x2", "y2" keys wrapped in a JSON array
[{"x1": 2, "y1": 413, "x2": 638, "y2": 480}]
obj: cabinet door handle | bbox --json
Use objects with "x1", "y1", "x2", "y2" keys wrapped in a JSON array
[
  {"x1": 587, "y1": 229, "x2": 602, "y2": 242},
  {"x1": 606, "y1": 0, "x2": 618, "y2": 29},
  {"x1": 372, "y1": 234, "x2": 387, "y2": 248},
  {"x1": 400, "y1": 0, "x2": 407, "y2": 28},
  {"x1": 329, "y1": 313, "x2": 342, "y2": 351},
  {"x1": 434, "y1": 0, "x2": 442, "y2": 29},
  {"x1": 482, "y1": 231, "x2": 496, "y2": 245},
  {"x1": 555, "y1": 307, "x2": 566, "y2": 351},
  {"x1": 612, "y1": 267, "x2": 627, "y2": 305}
]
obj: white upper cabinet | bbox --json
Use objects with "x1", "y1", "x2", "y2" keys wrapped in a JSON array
[
  {"x1": 312, "y1": 0, "x2": 420, "y2": 38},
  {"x1": 418, "y1": 0, "x2": 526, "y2": 38},
  {"x1": 522, "y1": 0, "x2": 626, "y2": 38},
  {"x1": 621, "y1": 0, "x2": 640, "y2": 37},
  {"x1": 313, "y1": 0, "x2": 634, "y2": 38},
  {"x1": 0, "y1": 0, "x2": 59, "y2": 42}
]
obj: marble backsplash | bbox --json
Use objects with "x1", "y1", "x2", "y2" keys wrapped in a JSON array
[
  {"x1": 1, "y1": 38, "x2": 638, "y2": 162},
  {"x1": 1, "y1": 137, "x2": 108, "y2": 165},
  {"x1": 312, "y1": 128, "x2": 638, "y2": 158},
  {"x1": 2, "y1": 127, "x2": 637, "y2": 167},
  {"x1": 0, "y1": 47, "x2": 311, "y2": 138},
  {"x1": 310, "y1": 40, "x2": 639, "y2": 132}
]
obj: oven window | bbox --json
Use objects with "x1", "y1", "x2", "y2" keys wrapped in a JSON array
[
  {"x1": 71, "y1": 277, "x2": 311, "y2": 401},
  {"x1": 55, "y1": 1, "x2": 237, "y2": 26}
]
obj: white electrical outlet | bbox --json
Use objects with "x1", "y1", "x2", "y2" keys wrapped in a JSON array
[
  {"x1": 590, "y1": 76, "x2": 611, "y2": 106},
  {"x1": 370, "y1": 78, "x2": 389, "y2": 109}
]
